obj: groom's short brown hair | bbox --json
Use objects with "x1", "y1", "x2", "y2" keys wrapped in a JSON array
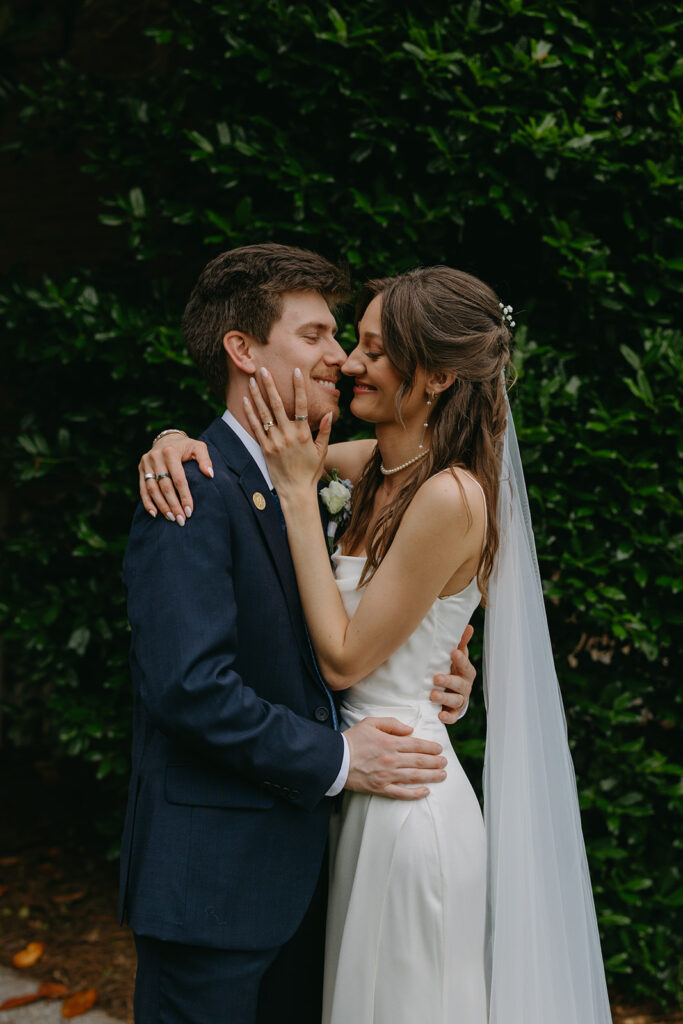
[{"x1": 183, "y1": 243, "x2": 350, "y2": 398}]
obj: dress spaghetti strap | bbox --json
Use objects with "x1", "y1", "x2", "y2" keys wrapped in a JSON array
[{"x1": 455, "y1": 468, "x2": 488, "y2": 545}]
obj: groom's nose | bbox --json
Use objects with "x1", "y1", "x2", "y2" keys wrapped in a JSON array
[{"x1": 324, "y1": 337, "x2": 347, "y2": 366}]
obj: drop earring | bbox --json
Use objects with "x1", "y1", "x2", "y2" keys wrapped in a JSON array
[{"x1": 419, "y1": 392, "x2": 436, "y2": 450}]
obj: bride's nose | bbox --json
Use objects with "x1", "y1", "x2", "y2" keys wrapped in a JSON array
[{"x1": 341, "y1": 345, "x2": 364, "y2": 376}]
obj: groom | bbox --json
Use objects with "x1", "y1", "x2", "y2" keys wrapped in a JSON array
[{"x1": 121, "y1": 243, "x2": 476, "y2": 1024}]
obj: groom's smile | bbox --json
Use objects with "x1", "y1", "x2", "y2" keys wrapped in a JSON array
[
  {"x1": 251, "y1": 290, "x2": 346, "y2": 429},
  {"x1": 312, "y1": 375, "x2": 340, "y2": 396}
]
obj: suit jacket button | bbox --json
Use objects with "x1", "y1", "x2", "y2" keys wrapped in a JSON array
[
  {"x1": 291, "y1": 789, "x2": 301, "y2": 800},
  {"x1": 314, "y1": 706, "x2": 330, "y2": 722}
]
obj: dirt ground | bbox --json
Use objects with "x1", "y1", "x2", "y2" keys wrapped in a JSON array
[
  {"x1": 0, "y1": 754, "x2": 680, "y2": 1024},
  {"x1": 0, "y1": 755, "x2": 135, "y2": 1021}
]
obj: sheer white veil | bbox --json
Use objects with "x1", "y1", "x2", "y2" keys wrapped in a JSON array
[{"x1": 482, "y1": 389, "x2": 613, "y2": 1022}]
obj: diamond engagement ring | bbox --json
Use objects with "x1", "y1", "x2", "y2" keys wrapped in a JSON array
[{"x1": 263, "y1": 421, "x2": 274, "y2": 433}]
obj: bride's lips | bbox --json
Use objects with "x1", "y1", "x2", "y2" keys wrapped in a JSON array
[
  {"x1": 352, "y1": 381, "x2": 377, "y2": 395},
  {"x1": 313, "y1": 376, "x2": 340, "y2": 398}
]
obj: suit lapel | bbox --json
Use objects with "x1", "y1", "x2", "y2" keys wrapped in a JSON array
[{"x1": 203, "y1": 418, "x2": 322, "y2": 682}]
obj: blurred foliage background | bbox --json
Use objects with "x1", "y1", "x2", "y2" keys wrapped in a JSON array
[{"x1": 1, "y1": 0, "x2": 681, "y2": 1006}]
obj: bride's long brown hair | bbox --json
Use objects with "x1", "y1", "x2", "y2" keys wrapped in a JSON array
[{"x1": 342, "y1": 266, "x2": 514, "y2": 599}]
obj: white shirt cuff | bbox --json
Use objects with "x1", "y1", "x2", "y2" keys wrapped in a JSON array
[
  {"x1": 458, "y1": 698, "x2": 469, "y2": 720},
  {"x1": 326, "y1": 733, "x2": 350, "y2": 796}
]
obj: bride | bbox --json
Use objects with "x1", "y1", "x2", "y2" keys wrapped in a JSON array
[{"x1": 140, "y1": 266, "x2": 612, "y2": 1023}]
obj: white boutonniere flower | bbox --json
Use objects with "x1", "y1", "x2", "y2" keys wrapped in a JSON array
[{"x1": 320, "y1": 469, "x2": 353, "y2": 553}]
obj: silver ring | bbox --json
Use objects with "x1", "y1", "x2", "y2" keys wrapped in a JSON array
[
  {"x1": 262, "y1": 421, "x2": 274, "y2": 434},
  {"x1": 143, "y1": 473, "x2": 156, "y2": 481},
  {"x1": 156, "y1": 473, "x2": 171, "y2": 481},
  {"x1": 295, "y1": 415, "x2": 307, "y2": 422}
]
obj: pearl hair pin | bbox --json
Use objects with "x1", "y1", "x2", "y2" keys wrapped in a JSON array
[{"x1": 499, "y1": 302, "x2": 516, "y2": 328}]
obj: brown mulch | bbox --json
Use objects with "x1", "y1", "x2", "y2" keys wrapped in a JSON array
[
  {"x1": 0, "y1": 754, "x2": 679, "y2": 1024},
  {"x1": 0, "y1": 754, "x2": 135, "y2": 1022}
]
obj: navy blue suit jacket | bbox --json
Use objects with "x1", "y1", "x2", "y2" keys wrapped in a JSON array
[{"x1": 119, "y1": 416, "x2": 344, "y2": 950}]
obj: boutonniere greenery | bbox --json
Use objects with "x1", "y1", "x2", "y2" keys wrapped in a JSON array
[{"x1": 319, "y1": 469, "x2": 353, "y2": 553}]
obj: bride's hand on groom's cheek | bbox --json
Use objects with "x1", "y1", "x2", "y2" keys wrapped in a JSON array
[
  {"x1": 138, "y1": 436, "x2": 213, "y2": 525},
  {"x1": 430, "y1": 624, "x2": 476, "y2": 725},
  {"x1": 244, "y1": 368, "x2": 330, "y2": 492}
]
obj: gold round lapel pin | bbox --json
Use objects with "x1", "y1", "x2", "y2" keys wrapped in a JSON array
[{"x1": 252, "y1": 492, "x2": 267, "y2": 511}]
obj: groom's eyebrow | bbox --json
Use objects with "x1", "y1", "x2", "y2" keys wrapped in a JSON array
[{"x1": 297, "y1": 321, "x2": 338, "y2": 335}]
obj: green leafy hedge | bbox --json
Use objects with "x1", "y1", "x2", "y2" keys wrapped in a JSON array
[{"x1": 1, "y1": 0, "x2": 681, "y2": 1004}]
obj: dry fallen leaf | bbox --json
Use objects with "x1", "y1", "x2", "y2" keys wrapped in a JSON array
[
  {"x1": 38, "y1": 982, "x2": 69, "y2": 999},
  {"x1": 0, "y1": 856, "x2": 19, "y2": 867},
  {"x1": 52, "y1": 891, "x2": 86, "y2": 905},
  {"x1": 12, "y1": 941, "x2": 45, "y2": 967},
  {"x1": 62, "y1": 988, "x2": 98, "y2": 1018},
  {"x1": 0, "y1": 982, "x2": 69, "y2": 1011},
  {"x1": 0, "y1": 884, "x2": 9, "y2": 897},
  {"x1": 0, "y1": 993, "x2": 42, "y2": 1010}
]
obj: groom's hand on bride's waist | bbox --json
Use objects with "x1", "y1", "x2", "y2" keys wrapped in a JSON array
[
  {"x1": 344, "y1": 718, "x2": 448, "y2": 801},
  {"x1": 430, "y1": 624, "x2": 476, "y2": 725}
]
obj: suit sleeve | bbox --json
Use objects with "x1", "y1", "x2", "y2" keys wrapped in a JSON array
[{"x1": 123, "y1": 466, "x2": 344, "y2": 811}]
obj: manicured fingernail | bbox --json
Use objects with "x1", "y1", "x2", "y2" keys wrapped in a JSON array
[
  {"x1": 249, "y1": 377, "x2": 257, "y2": 388},
  {"x1": 176, "y1": 514, "x2": 185, "y2": 527},
  {"x1": 147, "y1": 508, "x2": 157, "y2": 518},
  {"x1": 294, "y1": 367, "x2": 302, "y2": 378},
  {"x1": 166, "y1": 513, "x2": 174, "y2": 522},
  {"x1": 184, "y1": 506, "x2": 192, "y2": 518},
  {"x1": 208, "y1": 467, "x2": 214, "y2": 478},
  {"x1": 260, "y1": 367, "x2": 268, "y2": 378}
]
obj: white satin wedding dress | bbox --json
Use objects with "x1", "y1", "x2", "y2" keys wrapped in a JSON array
[{"x1": 323, "y1": 475, "x2": 488, "y2": 1024}]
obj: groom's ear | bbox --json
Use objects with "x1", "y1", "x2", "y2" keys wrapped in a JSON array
[{"x1": 223, "y1": 331, "x2": 258, "y2": 374}]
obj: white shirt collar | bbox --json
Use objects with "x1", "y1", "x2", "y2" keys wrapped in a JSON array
[{"x1": 222, "y1": 408, "x2": 274, "y2": 491}]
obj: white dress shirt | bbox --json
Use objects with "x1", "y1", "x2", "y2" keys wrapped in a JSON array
[{"x1": 222, "y1": 409, "x2": 349, "y2": 796}]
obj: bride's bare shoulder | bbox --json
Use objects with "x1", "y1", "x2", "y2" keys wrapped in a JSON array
[{"x1": 408, "y1": 467, "x2": 486, "y2": 534}]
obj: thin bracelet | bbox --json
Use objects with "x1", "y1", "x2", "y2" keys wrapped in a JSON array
[{"x1": 153, "y1": 428, "x2": 188, "y2": 445}]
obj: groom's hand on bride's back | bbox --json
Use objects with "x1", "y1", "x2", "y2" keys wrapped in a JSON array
[
  {"x1": 430, "y1": 624, "x2": 476, "y2": 725},
  {"x1": 344, "y1": 718, "x2": 447, "y2": 800}
]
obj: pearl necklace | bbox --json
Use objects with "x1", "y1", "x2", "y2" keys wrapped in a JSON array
[{"x1": 380, "y1": 448, "x2": 430, "y2": 475}]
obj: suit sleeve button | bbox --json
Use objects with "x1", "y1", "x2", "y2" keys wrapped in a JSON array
[
  {"x1": 314, "y1": 706, "x2": 330, "y2": 723},
  {"x1": 291, "y1": 789, "x2": 301, "y2": 800}
]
